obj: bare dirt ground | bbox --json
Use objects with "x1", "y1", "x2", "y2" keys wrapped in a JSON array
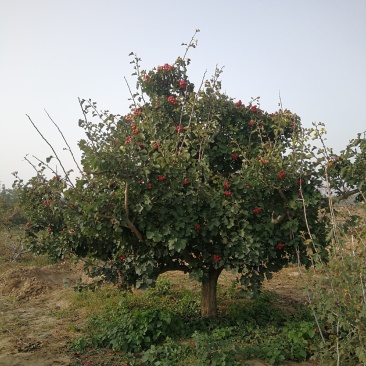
[{"x1": 0, "y1": 260, "x2": 317, "y2": 366}]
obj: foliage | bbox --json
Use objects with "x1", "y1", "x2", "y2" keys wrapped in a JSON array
[
  {"x1": 0, "y1": 185, "x2": 26, "y2": 229},
  {"x1": 16, "y1": 37, "x2": 329, "y2": 316},
  {"x1": 0, "y1": 185, "x2": 29, "y2": 261},
  {"x1": 309, "y1": 203, "x2": 366, "y2": 365},
  {"x1": 81, "y1": 307, "x2": 185, "y2": 354},
  {"x1": 71, "y1": 281, "x2": 318, "y2": 365}
]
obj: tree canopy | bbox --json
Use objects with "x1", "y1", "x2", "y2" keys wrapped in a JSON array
[{"x1": 17, "y1": 48, "x2": 329, "y2": 317}]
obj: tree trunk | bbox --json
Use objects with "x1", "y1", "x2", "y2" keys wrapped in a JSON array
[{"x1": 201, "y1": 268, "x2": 221, "y2": 318}]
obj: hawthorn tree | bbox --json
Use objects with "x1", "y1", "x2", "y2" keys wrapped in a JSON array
[{"x1": 17, "y1": 46, "x2": 329, "y2": 317}]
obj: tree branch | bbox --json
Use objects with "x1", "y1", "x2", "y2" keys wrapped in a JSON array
[
  {"x1": 26, "y1": 114, "x2": 75, "y2": 188},
  {"x1": 124, "y1": 181, "x2": 143, "y2": 241},
  {"x1": 44, "y1": 109, "x2": 83, "y2": 174}
]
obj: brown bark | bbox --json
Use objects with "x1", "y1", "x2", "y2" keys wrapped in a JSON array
[{"x1": 201, "y1": 268, "x2": 221, "y2": 318}]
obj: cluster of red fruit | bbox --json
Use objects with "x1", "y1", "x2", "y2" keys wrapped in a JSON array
[
  {"x1": 157, "y1": 175, "x2": 167, "y2": 181},
  {"x1": 258, "y1": 156, "x2": 269, "y2": 165},
  {"x1": 157, "y1": 63, "x2": 174, "y2": 72},
  {"x1": 223, "y1": 180, "x2": 231, "y2": 197},
  {"x1": 252, "y1": 207, "x2": 261, "y2": 214},
  {"x1": 168, "y1": 96, "x2": 178, "y2": 105},
  {"x1": 278, "y1": 170, "x2": 286, "y2": 180},
  {"x1": 130, "y1": 122, "x2": 139, "y2": 135},
  {"x1": 183, "y1": 178, "x2": 190, "y2": 186},
  {"x1": 235, "y1": 100, "x2": 243, "y2": 107},
  {"x1": 133, "y1": 108, "x2": 141, "y2": 116},
  {"x1": 231, "y1": 153, "x2": 239, "y2": 160},
  {"x1": 125, "y1": 136, "x2": 133, "y2": 144},
  {"x1": 250, "y1": 105, "x2": 258, "y2": 112},
  {"x1": 178, "y1": 80, "x2": 187, "y2": 89},
  {"x1": 175, "y1": 125, "x2": 184, "y2": 134},
  {"x1": 276, "y1": 243, "x2": 285, "y2": 250},
  {"x1": 213, "y1": 254, "x2": 222, "y2": 263},
  {"x1": 43, "y1": 199, "x2": 52, "y2": 206},
  {"x1": 153, "y1": 142, "x2": 159, "y2": 149},
  {"x1": 195, "y1": 225, "x2": 201, "y2": 231}
]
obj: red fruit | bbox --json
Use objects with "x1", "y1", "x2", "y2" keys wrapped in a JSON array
[
  {"x1": 195, "y1": 225, "x2": 201, "y2": 231},
  {"x1": 278, "y1": 170, "x2": 286, "y2": 180},
  {"x1": 147, "y1": 183, "x2": 152, "y2": 189},
  {"x1": 125, "y1": 136, "x2": 133, "y2": 144},
  {"x1": 25, "y1": 222, "x2": 31, "y2": 229},
  {"x1": 224, "y1": 191, "x2": 232, "y2": 197},
  {"x1": 168, "y1": 96, "x2": 178, "y2": 105},
  {"x1": 252, "y1": 207, "x2": 261, "y2": 214},
  {"x1": 247, "y1": 120, "x2": 255, "y2": 127},
  {"x1": 175, "y1": 125, "x2": 184, "y2": 134},
  {"x1": 163, "y1": 63, "x2": 173, "y2": 71},
  {"x1": 245, "y1": 183, "x2": 250, "y2": 188},
  {"x1": 125, "y1": 115, "x2": 132, "y2": 121},
  {"x1": 132, "y1": 129, "x2": 140, "y2": 135},
  {"x1": 133, "y1": 108, "x2": 141, "y2": 116},
  {"x1": 178, "y1": 80, "x2": 188, "y2": 89},
  {"x1": 276, "y1": 243, "x2": 285, "y2": 250},
  {"x1": 69, "y1": 229, "x2": 75, "y2": 234},
  {"x1": 235, "y1": 100, "x2": 243, "y2": 106},
  {"x1": 144, "y1": 75, "x2": 149, "y2": 81},
  {"x1": 223, "y1": 180, "x2": 230, "y2": 190},
  {"x1": 47, "y1": 227, "x2": 52, "y2": 232},
  {"x1": 120, "y1": 255, "x2": 126, "y2": 261},
  {"x1": 157, "y1": 175, "x2": 167, "y2": 181},
  {"x1": 231, "y1": 153, "x2": 239, "y2": 160},
  {"x1": 154, "y1": 142, "x2": 159, "y2": 149},
  {"x1": 213, "y1": 254, "x2": 222, "y2": 263},
  {"x1": 250, "y1": 105, "x2": 257, "y2": 112},
  {"x1": 183, "y1": 178, "x2": 190, "y2": 186}
]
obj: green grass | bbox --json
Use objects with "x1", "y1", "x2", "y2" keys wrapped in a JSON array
[{"x1": 67, "y1": 277, "x2": 318, "y2": 366}]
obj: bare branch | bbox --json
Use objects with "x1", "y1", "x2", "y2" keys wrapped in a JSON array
[
  {"x1": 26, "y1": 114, "x2": 75, "y2": 188},
  {"x1": 44, "y1": 109, "x2": 83, "y2": 174},
  {"x1": 124, "y1": 76, "x2": 137, "y2": 108},
  {"x1": 23, "y1": 155, "x2": 39, "y2": 174}
]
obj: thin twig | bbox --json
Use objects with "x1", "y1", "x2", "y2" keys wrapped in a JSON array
[
  {"x1": 26, "y1": 114, "x2": 75, "y2": 188},
  {"x1": 44, "y1": 109, "x2": 83, "y2": 174}
]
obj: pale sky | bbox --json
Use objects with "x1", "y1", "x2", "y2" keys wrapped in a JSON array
[{"x1": 1, "y1": 0, "x2": 365, "y2": 188}]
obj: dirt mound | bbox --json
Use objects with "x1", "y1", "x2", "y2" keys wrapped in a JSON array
[{"x1": 0, "y1": 262, "x2": 80, "y2": 300}]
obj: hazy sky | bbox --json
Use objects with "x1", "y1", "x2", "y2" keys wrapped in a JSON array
[{"x1": 1, "y1": 0, "x2": 365, "y2": 188}]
